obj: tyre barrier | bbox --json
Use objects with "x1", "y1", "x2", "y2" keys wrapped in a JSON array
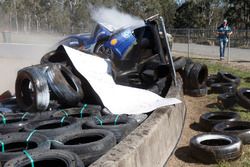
[
  {"x1": 0, "y1": 132, "x2": 50, "y2": 165},
  {"x1": 210, "y1": 83, "x2": 237, "y2": 94},
  {"x1": 236, "y1": 88, "x2": 250, "y2": 110},
  {"x1": 52, "y1": 105, "x2": 102, "y2": 120},
  {"x1": 15, "y1": 66, "x2": 50, "y2": 112},
  {"x1": 0, "y1": 113, "x2": 36, "y2": 134},
  {"x1": 199, "y1": 111, "x2": 241, "y2": 132},
  {"x1": 46, "y1": 63, "x2": 84, "y2": 106},
  {"x1": 15, "y1": 63, "x2": 85, "y2": 112},
  {"x1": 4, "y1": 149, "x2": 84, "y2": 167},
  {"x1": 217, "y1": 92, "x2": 237, "y2": 109},
  {"x1": 52, "y1": 129, "x2": 116, "y2": 166},
  {"x1": 213, "y1": 121, "x2": 250, "y2": 144},
  {"x1": 24, "y1": 117, "x2": 80, "y2": 139},
  {"x1": 189, "y1": 133, "x2": 242, "y2": 164},
  {"x1": 83, "y1": 115, "x2": 138, "y2": 143}
]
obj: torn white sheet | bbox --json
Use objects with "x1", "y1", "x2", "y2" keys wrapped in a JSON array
[{"x1": 63, "y1": 45, "x2": 181, "y2": 114}]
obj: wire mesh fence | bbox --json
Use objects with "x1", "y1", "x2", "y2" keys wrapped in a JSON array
[{"x1": 168, "y1": 28, "x2": 250, "y2": 62}]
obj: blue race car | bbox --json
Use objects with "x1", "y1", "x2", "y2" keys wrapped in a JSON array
[
  {"x1": 53, "y1": 23, "x2": 115, "y2": 54},
  {"x1": 42, "y1": 15, "x2": 175, "y2": 91}
]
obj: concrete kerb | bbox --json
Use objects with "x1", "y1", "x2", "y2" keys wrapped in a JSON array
[{"x1": 90, "y1": 74, "x2": 186, "y2": 167}]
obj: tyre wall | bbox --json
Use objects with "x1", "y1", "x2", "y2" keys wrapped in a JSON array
[{"x1": 90, "y1": 74, "x2": 186, "y2": 167}]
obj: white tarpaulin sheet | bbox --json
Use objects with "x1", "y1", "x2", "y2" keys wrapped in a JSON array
[{"x1": 63, "y1": 45, "x2": 181, "y2": 114}]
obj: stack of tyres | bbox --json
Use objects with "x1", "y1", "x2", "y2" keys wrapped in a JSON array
[
  {"x1": 15, "y1": 63, "x2": 84, "y2": 113},
  {"x1": 183, "y1": 63, "x2": 208, "y2": 97},
  {"x1": 209, "y1": 72, "x2": 240, "y2": 94},
  {"x1": 205, "y1": 71, "x2": 241, "y2": 109}
]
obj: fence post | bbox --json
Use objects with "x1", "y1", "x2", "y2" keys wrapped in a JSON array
[{"x1": 187, "y1": 29, "x2": 190, "y2": 58}]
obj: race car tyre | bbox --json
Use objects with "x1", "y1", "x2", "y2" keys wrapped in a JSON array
[
  {"x1": 189, "y1": 63, "x2": 208, "y2": 89},
  {"x1": 210, "y1": 83, "x2": 237, "y2": 94},
  {"x1": 24, "y1": 117, "x2": 80, "y2": 139},
  {"x1": 83, "y1": 115, "x2": 138, "y2": 143},
  {"x1": 236, "y1": 88, "x2": 250, "y2": 110},
  {"x1": 184, "y1": 87, "x2": 208, "y2": 97},
  {"x1": 190, "y1": 133, "x2": 242, "y2": 164},
  {"x1": 199, "y1": 111, "x2": 241, "y2": 132},
  {"x1": 213, "y1": 121, "x2": 250, "y2": 144},
  {"x1": 15, "y1": 66, "x2": 50, "y2": 112},
  {"x1": 217, "y1": 72, "x2": 241, "y2": 86},
  {"x1": 0, "y1": 112, "x2": 36, "y2": 134},
  {"x1": 4, "y1": 149, "x2": 84, "y2": 167},
  {"x1": 46, "y1": 64, "x2": 84, "y2": 106},
  {"x1": 52, "y1": 105, "x2": 102, "y2": 120},
  {"x1": 0, "y1": 132, "x2": 50, "y2": 165},
  {"x1": 217, "y1": 92, "x2": 237, "y2": 109},
  {"x1": 52, "y1": 129, "x2": 116, "y2": 166}
]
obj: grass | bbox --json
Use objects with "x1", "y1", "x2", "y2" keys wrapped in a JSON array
[{"x1": 194, "y1": 58, "x2": 250, "y2": 167}]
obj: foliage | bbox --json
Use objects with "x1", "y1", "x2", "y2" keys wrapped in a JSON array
[{"x1": 0, "y1": 0, "x2": 249, "y2": 34}]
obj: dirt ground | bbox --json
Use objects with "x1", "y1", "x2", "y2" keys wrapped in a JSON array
[{"x1": 167, "y1": 95, "x2": 216, "y2": 167}]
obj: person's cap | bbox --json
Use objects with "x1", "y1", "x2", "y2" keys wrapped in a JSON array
[{"x1": 223, "y1": 19, "x2": 228, "y2": 23}]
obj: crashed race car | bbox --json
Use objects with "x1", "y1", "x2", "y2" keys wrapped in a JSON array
[{"x1": 43, "y1": 14, "x2": 176, "y2": 95}]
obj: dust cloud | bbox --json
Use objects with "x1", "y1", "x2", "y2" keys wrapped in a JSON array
[{"x1": 89, "y1": 6, "x2": 145, "y2": 30}]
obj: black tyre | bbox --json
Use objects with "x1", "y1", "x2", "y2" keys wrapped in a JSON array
[
  {"x1": 183, "y1": 63, "x2": 195, "y2": 88},
  {"x1": 189, "y1": 63, "x2": 208, "y2": 89},
  {"x1": 0, "y1": 113, "x2": 36, "y2": 134},
  {"x1": 236, "y1": 88, "x2": 250, "y2": 109},
  {"x1": 213, "y1": 121, "x2": 250, "y2": 144},
  {"x1": 190, "y1": 133, "x2": 242, "y2": 164},
  {"x1": 40, "y1": 50, "x2": 69, "y2": 65},
  {"x1": 0, "y1": 132, "x2": 50, "y2": 165},
  {"x1": 4, "y1": 149, "x2": 84, "y2": 167},
  {"x1": 46, "y1": 64, "x2": 84, "y2": 106},
  {"x1": 199, "y1": 111, "x2": 240, "y2": 132},
  {"x1": 24, "y1": 117, "x2": 80, "y2": 139},
  {"x1": 52, "y1": 129, "x2": 116, "y2": 166},
  {"x1": 184, "y1": 86, "x2": 208, "y2": 97},
  {"x1": 210, "y1": 83, "x2": 237, "y2": 94},
  {"x1": 52, "y1": 105, "x2": 102, "y2": 120},
  {"x1": 173, "y1": 57, "x2": 187, "y2": 71},
  {"x1": 83, "y1": 115, "x2": 138, "y2": 143},
  {"x1": 15, "y1": 66, "x2": 50, "y2": 112},
  {"x1": 206, "y1": 74, "x2": 219, "y2": 87},
  {"x1": 217, "y1": 92, "x2": 237, "y2": 109},
  {"x1": 217, "y1": 71, "x2": 240, "y2": 85}
]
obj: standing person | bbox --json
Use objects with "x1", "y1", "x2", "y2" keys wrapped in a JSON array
[{"x1": 217, "y1": 19, "x2": 232, "y2": 60}]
